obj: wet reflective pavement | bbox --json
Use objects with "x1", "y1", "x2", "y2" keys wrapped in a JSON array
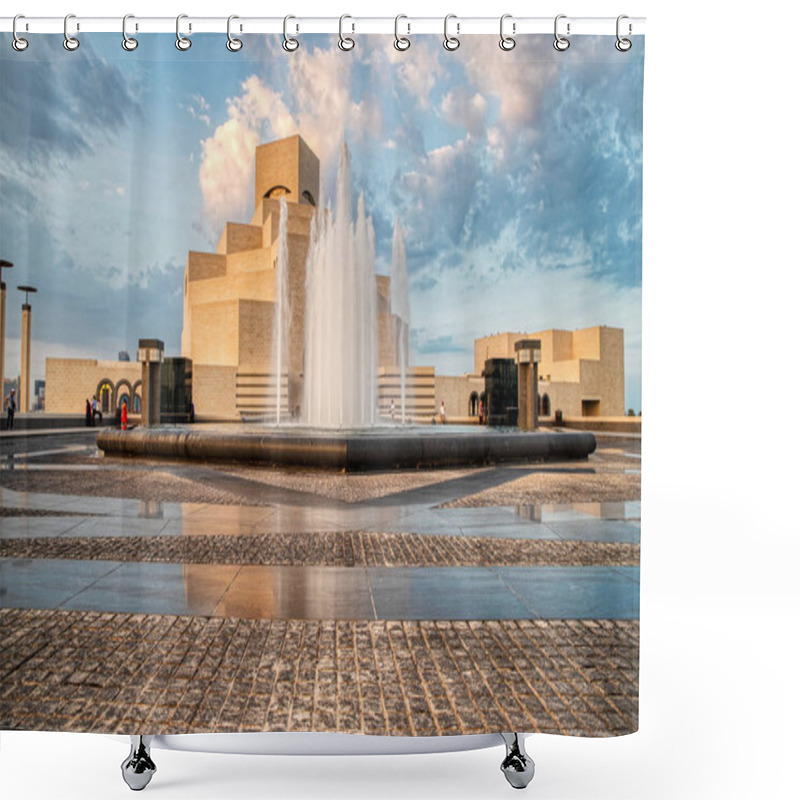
[
  {"x1": 1, "y1": 440, "x2": 640, "y2": 622},
  {"x1": 0, "y1": 558, "x2": 638, "y2": 620}
]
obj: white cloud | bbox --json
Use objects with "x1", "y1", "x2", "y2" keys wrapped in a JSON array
[
  {"x1": 461, "y1": 39, "x2": 557, "y2": 131},
  {"x1": 198, "y1": 44, "x2": 386, "y2": 228},
  {"x1": 441, "y1": 89, "x2": 488, "y2": 137}
]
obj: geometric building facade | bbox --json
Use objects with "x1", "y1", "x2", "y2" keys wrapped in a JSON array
[
  {"x1": 181, "y1": 135, "x2": 413, "y2": 421},
  {"x1": 474, "y1": 326, "x2": 625, "y2": 418},
  {"x1": 435, "y1": 326, "x2": 626, "y2": 421}
]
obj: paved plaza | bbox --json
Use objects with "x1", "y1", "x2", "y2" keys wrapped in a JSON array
[{"x1": 0, "y1": 429, "x2": 640, "y2": 736}]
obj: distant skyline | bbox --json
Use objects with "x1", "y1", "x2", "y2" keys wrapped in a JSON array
[{"x1": 0, "y1": 33, "x2": 643, "y2": 410}]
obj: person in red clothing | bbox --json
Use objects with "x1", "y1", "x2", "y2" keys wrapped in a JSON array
[{"x1": 121, "y1": 399, "x2": 128, "y2": 431}]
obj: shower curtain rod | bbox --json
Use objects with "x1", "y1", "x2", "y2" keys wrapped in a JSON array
[{"x1": 0, "y1": 16, "x2": 645, "y2": 36}]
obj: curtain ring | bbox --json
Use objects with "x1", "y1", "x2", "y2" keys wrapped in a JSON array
[
  {"x1": 122, "y1": 14, "x2": 138, "y2": 51},
  {"x1": 394, "y1": 14, "x2": 410, "y2": 51},
  {"x1": 63, "y1": 13, "x2": 79, "y2": 51},
  {"x1": 339, "y1": 14, "x2": 355, "y2": 51},
  {"x1": 499, "y1": 14, "x2": 515, "y2": 51},
  {"x1": 176, "y1": 14, "x2": 192, "y2": 51},
  {"x1": 226, "y1": 15, "x2": 243, "y2": 51},
  {"x1": 443, "y1": 14, "x2": 460, "y2": 51},
  {"x1": 283, "y1": 15, "x2": 299, "y2": 51},
  {"x1": 615, "y1": 15, "x2": 632, "y2": 51},
  {"x1": 554, "y1": 14, "x2": 570, "y2": 51},
  {"x1": 12, "y1": 15, "x2": 29, "y2": 51}
]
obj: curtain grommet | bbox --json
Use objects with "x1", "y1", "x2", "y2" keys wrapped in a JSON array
[
  {"x1": 12, "y1": 15, "x2": 29, "y2": 51},
  {"x1": 615, "y1": 15, "x2": 632, "y2": 51},
  {"x1": 283, "y1": 15, "x2": 299, "y2": 51},
  {"x1": 176, "y1": 14, "x2": 192, "y2": 51},
  {"x1": 226, "y1": 15, "x2": 243, "y2": 51},
  {"x1": 63, "y1": 13, "x2": 80, "y2": 51},
  {"x1": 499, "y1": 14, "x2": 515, "y2": 51},
  {"x1": 443, "y1": 14, "x2": 460, "y2": 51},
  {"x1": 554, "y1": 15, "x2": 570, "y2": 51},
  {"x1": 394, "y1": 14, "x2": 410, "y2": 51}
]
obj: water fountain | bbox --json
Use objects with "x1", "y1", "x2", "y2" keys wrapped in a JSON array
[
  {"x1": 98, "y1": 141, "x2": 596, "y2": 469},
  {"x1": 304, "y1": 144, "x2": 378, "y2": 428},
  {"x1": 271, "y1": 197, "x2": 291, "y2": 424},
  {"x1": 391, "y1": 218, "x2": 410, "y2": 423}
]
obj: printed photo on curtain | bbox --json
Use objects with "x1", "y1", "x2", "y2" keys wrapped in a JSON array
[{"x1": 0, "y1": 25, "x2": 643, "y2": 791}]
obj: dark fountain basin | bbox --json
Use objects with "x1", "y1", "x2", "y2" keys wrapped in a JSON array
[{"x1": 97, "y1": 424, "x2": 596, "y2": 472}]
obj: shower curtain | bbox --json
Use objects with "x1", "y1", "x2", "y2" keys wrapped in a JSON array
[{"x1": 0, "y1": 28, "x2": 643, "y2": 744}]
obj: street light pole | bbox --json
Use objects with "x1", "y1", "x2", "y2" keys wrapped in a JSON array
[
  {"x1": 17, "y1": 285, "x2": 37, "y2": 414},
  {"x1": 0, "y1": 259, "x2": 12, "y2": 395}
]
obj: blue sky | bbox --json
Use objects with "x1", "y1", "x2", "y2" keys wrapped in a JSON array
[{"x1": 0, "y1": 32, "x2": 643, "y2": 410}]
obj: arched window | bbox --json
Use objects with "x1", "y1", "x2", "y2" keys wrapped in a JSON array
[
  {"x1": 541, "y1": 393, "x2": 551, "y2": 417},
  {"x1": 264, "y1": 185, "x2": 291, "y2": 199},
  {"x1": 97, "y1": 380, "x2": 114, "y2": 414}
]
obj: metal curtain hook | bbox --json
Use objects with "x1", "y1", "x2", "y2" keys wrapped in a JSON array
[
  {"x1": 227, "y1": 15, "x2": 243, "y2": 51},
  {"x1": 12, "y1": 14, "x2": 29, "y2": 51},
  {"x1": 122, "y1": 14, "x2": 138, "y2": 51},
  {"x1": 176, "y1": 14, "x2": 192, "y2": 51},
  {"x1": 339, "y1": 14, "x2": 355, "y2": 51},
  {"x1": 616, "y1": 14, "x2": 632, "y2": 51},
  {"x1": 63, "y1": 13, "x2": 79, "y2": 51},
  {"x1": 554, "y1": 14, "x2": 570, "y2": 51},
  {"x1": 283, "y1": 15, "x2": 299, "y2": 51},
  {"x1": 499, "y1": 14, "x2": 515, "y2": 51},
  {"x1": 443, "y1": 14, "x2": 460, "y2": 51},
  {"x1": 394, "y1": 14, "x2": 410, "y2": 51}
]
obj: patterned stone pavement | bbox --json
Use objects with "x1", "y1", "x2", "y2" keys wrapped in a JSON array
[
  {"x1": 0, "y1": 531, "x2": 639, "y2": 567},
  {"x1": 0, "y1": 433, "x2": 640, "y2": 737},
  {"x1": 0, "y1": 608, "x2": 638, "y2": 736}
]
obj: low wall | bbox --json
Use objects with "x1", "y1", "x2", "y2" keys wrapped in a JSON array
[
  {"x1": 1, "y1": 413, "x2": 87, "y2": 431},
  {"x1": 544, "y1": 416, "x2": 641, "y2": 434}
]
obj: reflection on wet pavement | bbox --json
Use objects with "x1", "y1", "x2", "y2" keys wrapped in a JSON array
[
  {"x1": 1, "y1": 445, "x2": 640, "y2": 623},
  {"x1": 0, "y1": 558, "x2": 639, "y2": 620}
]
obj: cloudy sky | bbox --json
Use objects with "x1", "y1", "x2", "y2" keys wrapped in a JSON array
[{"x1": 0, "y1": 33, "x2": 643, "y2": 410}]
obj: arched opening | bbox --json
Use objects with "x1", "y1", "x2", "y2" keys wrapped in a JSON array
[
  {"x1": 132, "y1": 380, "x2": 142, "y2": 414},
  {"x1": 264, "y1": 185, "x2": 291, "y2": 199},
  {"x1": 96, "y1": 379, "x2": 114, "y2": 414},
  {"x1": 118, "y1": 393, "x2": 130, "y2": 410},
  {"x1": 541, "y1": 393, "x2": 551, "y2": 417},
  {"x1": 468, "y1": 391, "x2": 479, "y2": 416},
  {"x1": 115, "y1": 379, "x2": 133, "y2": 408}
]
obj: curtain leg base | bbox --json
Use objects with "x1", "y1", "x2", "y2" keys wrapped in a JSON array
[
  {"x1": 121, "y1": 735, "x2": 156, "y2": 791},
  {"x1": 500, "y1": 733, "x2": 535, "y2": 789}
]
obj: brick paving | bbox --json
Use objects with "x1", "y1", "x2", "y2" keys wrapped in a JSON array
[
  {"x1": 0, "y1": 469, "x2": 267, "y2": 507},
  {"x1": 0, "y1": 532, "x2": 639, "y2": 567},
  {"x1": 0, "y1": 608, "x2": 638, "y2": 736}
]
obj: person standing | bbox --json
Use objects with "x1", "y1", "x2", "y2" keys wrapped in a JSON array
[
  {"x1": 439, "y1": 399, "x2": 446, "y2": 425},
  {"x1": 4, "y1": 387, "x2": 16, "y2": 430},
  {"x1": 121, "y1": 399, "x2": 128, "y2": 431},
  {"x1": 85, "y1": 398, "x2": 91, "y2": 427}
]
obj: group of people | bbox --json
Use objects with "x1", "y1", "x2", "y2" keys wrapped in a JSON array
[{"x1": 84, "y1": 396, "x2": 128, "y2": 430}]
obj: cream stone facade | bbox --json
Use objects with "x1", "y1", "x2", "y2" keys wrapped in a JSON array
[
  {"x1": 181, "y1": 135, "x2": 417, "y2": 420},
  {"x1": 436, "y1": 326, "x2": 625, "y2": 421},
  {"x1": 45, "y1": 358, "x2": 142, "y2": 415}
]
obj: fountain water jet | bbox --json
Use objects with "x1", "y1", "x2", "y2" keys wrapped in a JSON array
[
  {"x1": 391, "y1": 219, "x2": 410, "y2": 423},
  {"x1": 271, "y1": 197, "x2": 291, "y2": 423},
  {"x1": 303, "y1": 143, "x2": 378, "y2": 428}
]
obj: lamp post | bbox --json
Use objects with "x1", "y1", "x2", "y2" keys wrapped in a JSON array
[
  {"x1": 17, "y1": 285, "x2": 37, "y2": 414},
  {"x1": 0, "y1": 260, "x2": 12, "y2": 395},
  {"x1": 515, "y1": 339, "x2": 542, "y2": 430}
]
